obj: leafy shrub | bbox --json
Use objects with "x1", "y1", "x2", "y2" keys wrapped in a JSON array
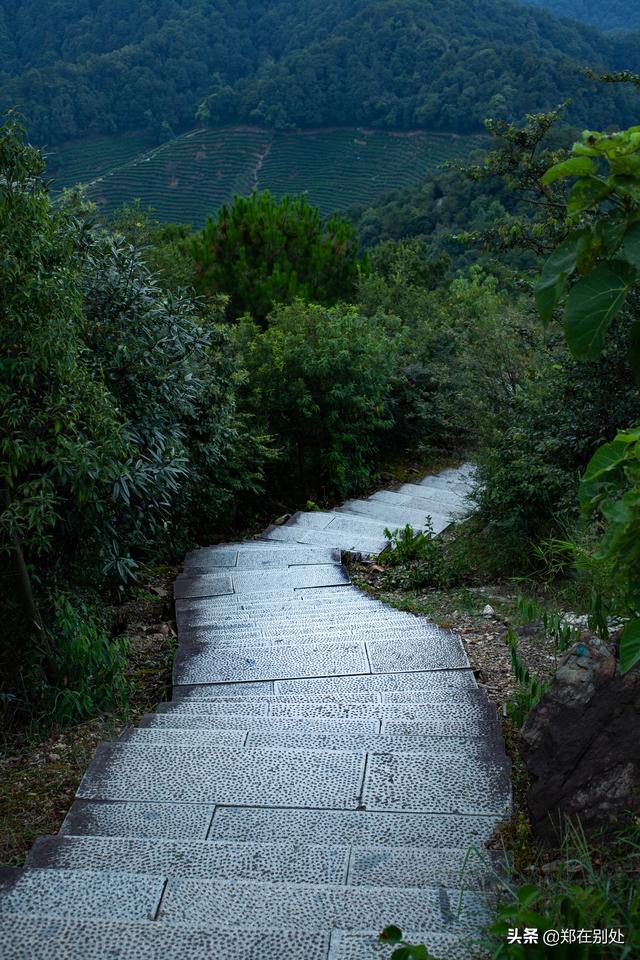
[
  {"x1": 379, "y1": 522, "x2": 472, "y2": 591},
  {"x1": 238, "y1": 300, "x2": 398, "y2": 499},
  {"x1": 472, "y1": 315, "x2": 640, "y2": 574},
  {"x1": 190, "y1": 191, "x2": 362, "y2": 324},
  {"x1": 34, "y1": 594, "x2": 129, "y2": 725}
]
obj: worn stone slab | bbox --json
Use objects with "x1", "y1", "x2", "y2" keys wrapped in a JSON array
[
  {"x1": 372, "y1": 489, "x2": 463, "y2": 515},
  {"x1": 274, "y1": 669, "x2": 476, "y2": 697},
  {"x1": 157, "y1": 878, "x2": 490, "y2": 933},
  {"x1": 393, "y1": 484, "x2": 468, "y2": 508},
  {"x1": 28, "y1": 836, "x2": 349, "y2": 885},
  {"x1": 330, "y1": 929, "x2": 471, "y2": 960},
  {"x1": 178, "y1": 618, "x2": 441, "y2": 642},
  {"x1": 0, "y1": 916, "x2": 332, "y2": 960},
  {"x1": 173, "y1": 638, "x2": 371, "y2": 684},
  {"x1": 60, "y1": 800, "x2": 215, "y2": 840},
  {"x1": 366, "y1": 635, "x2": 468, "y2": 673},
  {"x1": 125, "y1": 727, "x2": 503, "y2": 759},
  {"x1": 262, "y1": 525, "x2": 387, "y2": 554},
  {"x1": 166, "y1": 686, "x2": 481, "y2": 706},
  {"x1": 362, "y1": 753, "x2": 511, "y2": 815},
  {"x1": 77, "y1": 743, "x2": 366, "y2": 807},
  {"x1": 338, "y1": 499, "x2": 448, "y2": 530},
  {"x1": 185, "y1": 547, "x2": 341, "y2": 573},
  {"x1": 174, "y1": 669, "x2": 476, "y2": 699},
  {"x1": 174, "y1": 575, "x2": 234, "y2": 599},
  {"x1": 209, "y1": 807, "x2": 504, "y2": 849},
  {"x1": 348, "y1": 845, "x2": 501, "y2": 889},
  {"x1": 0, "y1": 867, "x2": 163, "y2": 922},
  {"x1": 156, "y1": 695, "x2": 494, "y2": 720},
  {"x1": 179, "y1": 627, "x2": 461, "y2": 651},
  {"x1": 288, "y1": 511, "x2": 390, "y2": 535},
  {"x1": 141, "y1": 715, "x2": 381, "y2": 735}
]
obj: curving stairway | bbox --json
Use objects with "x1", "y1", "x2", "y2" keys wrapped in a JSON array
[{"x1": 0, "y1": 465, "x2": 511, "y2": 959}]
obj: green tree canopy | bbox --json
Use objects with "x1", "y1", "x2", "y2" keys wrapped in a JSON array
[{"x1": 190, "y1": 191, "x2": 361, "y2": 324}]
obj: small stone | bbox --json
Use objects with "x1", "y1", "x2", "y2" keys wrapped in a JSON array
[{"x1": 482, "y1": 605, "x2": 495, "y2": 618}]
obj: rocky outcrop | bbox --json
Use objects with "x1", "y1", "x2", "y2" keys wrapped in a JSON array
[{"x1": 521, "y1": 633, "x2": 640, "y2": 843}]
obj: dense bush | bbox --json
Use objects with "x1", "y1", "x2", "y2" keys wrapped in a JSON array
[
  {"x1": 473, "y1": 313, "x2": 640, "y2": 572},
  {"x1": 0, "y1": 120, "x2": 269, "y2": 722},
  {"x1": 190, "y1": 191, "x2": 361, "y2": 325},
  {"x1": 237, "y1": 300, "x2": 398, "y2": 499}
]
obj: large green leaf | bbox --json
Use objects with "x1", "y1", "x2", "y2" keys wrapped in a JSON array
[
  {"x1": 622, "y1": 222, "x2": 640, "y2": 271},
  {"x1": 582, "y1": 439, "x2": 629, "y2": 484},
  {"x1": 620, "y1": 618, "x2": 640, "y2": 674},
  {"x1": 564, "y1": 261, "x2": 637, "y2": 359},
  {"x1": 567, "y1": 177, "x2": 611, "y2": 216},
  {"x1": 534, "y1": 235, "x2": 581, "y2": 323},
  {"x1": 542, "y1": 156, "x2": 596, "y2": 185}
]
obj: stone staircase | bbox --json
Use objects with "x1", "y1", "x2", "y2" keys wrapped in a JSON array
[{"x1": 0, "y1": 465, "x2": 511, "y2": 959}]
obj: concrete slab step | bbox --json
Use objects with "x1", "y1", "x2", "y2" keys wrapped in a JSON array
[
  {"x1": 123, "y1": 726, "x2": 504, "y2": 759},
  {"x1": 0, "y1": 914, "x2": 333, "y2": 960},
  {"x1": 286, "y1": 511, "x2": 390, "y2": 536},
  {"x1": 141, "y1": 715, "x2": 384, "y2": 735},
  {"x1": 77, "y1": 742, "x2": 510, "y2": 815},
  {"x1": 338, "y1": 499, "x2": 449, "y2": 532},
  {"x1": 60, "y1": 801, "x2": 503, "y2": 849},
  {"x1": 175, "y1": 565, "x2": 350, "y2": 599},
  {"x1": 0, "y1": 867, "x2": 163, "y2": 923},
  {"x1": 261, "y1": 525, "x2": 387, "y2": 554},
  {"x1": 156, "y1": 877, "x2": 490, "y2": 934},
  {"x1": 372, "y1": 489, "x2": 466, "y2": 515},
  {"x1": 184, "y1": 546, "x2": 340, "y2": 571},
  {"x1": 60, "y1": 799, "x2": 216, "y2": 840},
  {"x1": 178, "y1": 626, "x2": 460, "y2": 651},
  {"x1": 154, "y1": 697, "x2": 494, "y2": 722},
  {"x1": 173, "y1": 634, "x2": 468, "y2": 685},
  {"x1": 173, "y1": 668, "x2": 476, "y2": 699},
  {"x1": 393, "y1": 484, "x2": 468, "y2": 507},
  {"x1": 157, "y1": 686, "x2": 490, "y2": 713},
  {"x1": 141, "y1": 714, "x2": 500, "y2": 740},
  {"x1": 28, "y1": 836, "x2": 349, "y2": 885},
  {"x1": 210, "y1": 806, "x2": 504, "y2": 849}
]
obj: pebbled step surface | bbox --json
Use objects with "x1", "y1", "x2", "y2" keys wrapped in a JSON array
[
  {"x1": 0, "y1": 915, "x2": 332, "y2": 960},
  {"x1": 1, "y1": 464, "x2": 510, "y2": 958}
]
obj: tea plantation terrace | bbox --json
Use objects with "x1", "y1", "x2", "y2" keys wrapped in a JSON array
[{"x1": 0, "y1": 465, "x2": 511, "y2": 959}]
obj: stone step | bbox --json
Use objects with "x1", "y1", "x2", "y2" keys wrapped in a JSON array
[
  {"x1": 142, "y1": 713, "x2": 499, "y2": 738},
  {"x1": 28, "y1": 834, "x2": 501, "y2": 890},
  {"x1": 0, "y1": 914, "x2": 334, "y2": 960},
  {"x1": 155, "y1": 877, "x2": 490, "y2": 934},
  {"x1": 178, "y1": 626, "x2": 459, "y2": 651},
  {"x1": 123, "y1": 726, "x2": 505, "y2": 759},
  {"x1": 173, "y1": 634, "x2": 468, "y2": 684},
  {"x1": 338, "y1": 499, "x2": 450, "y2": 532},
  {"x1": 28, "y1": 836, "x2": 348, "y2": 885},
  {"x1": 77, "y1": 742, "x2": 511, "y2": 815},
  {"x1": 173, "y1": 668, "x2": 477, "y2": 699},
  {"x1": 393, "y1": 483, "x2": 468, "y2": 508},
  {"x1": 372, "y1": 489, "x2": 465, "y2": 516},
  {"x1": 157, "y1": 686, "x2": 490, "y2": 713},
  {"x1": 286, "y1": 511, "x2": 390, "y2": 535},
  {"x1": 178, "y1": 615, "x2": 438, "y2": 636},
  {"x1": 167, "y1": 685, "x2": 480, "y2": 706},
  {"x1": 61, "y1": 801, "x2": 503, "y2": 850},
  {"x1": 261, "y1": 524, "x2": 387, "y2": 554},
  {"x1": 174, "y1": 564, "x2": 350, "y2": 599},
  {"x1": 0, "y1": 867, "x2": 163, "y2": 923},
  {"x1": 184, "y1": 545, "x2": 340, "y2": 572},
  {"x1": 141, "y1": 715, "x2": 384, "y2": 734}
]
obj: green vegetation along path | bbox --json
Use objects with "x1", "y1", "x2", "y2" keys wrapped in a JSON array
[{"x1": 0, "y1": 465, "x2": 511, "y2": 958}]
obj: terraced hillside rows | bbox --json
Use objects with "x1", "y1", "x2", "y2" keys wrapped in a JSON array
[
  {"x1": 0, "y1": 465, "x2": 511, "y2": 959},
  {"x1": 50, "y1": 126, "x2": 487, "y2": 225}
]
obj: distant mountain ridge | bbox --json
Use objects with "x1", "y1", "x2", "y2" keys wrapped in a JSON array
[
  {"x1": 522, "y1": 1, "x2": 640, "y2": 32},
  {"x1": 1, "y1": 0, "x2": 639, "y2": 146}
]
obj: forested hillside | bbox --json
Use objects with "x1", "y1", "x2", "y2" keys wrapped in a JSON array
[
  {"x1": 523, "y1": 1, "x2": 640, "y2": 32},
  {"x1": 1, "y1": 0, "x2": 639, "y2": 144}
]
